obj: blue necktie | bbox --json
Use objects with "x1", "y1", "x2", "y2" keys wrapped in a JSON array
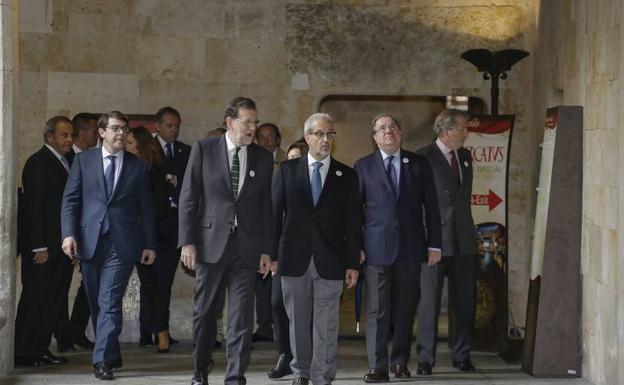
[
  {"x1": 311, "y1": 161, "x2": 323, "y2": 206},
  {"x1": 105, "y1": 155, "x2": 116, "y2": 199},
  {"x1": 386, "y1": 155, "x2": 398, "y2": 199},
  {"x1": 60, "y1": 156, "x2": 70, "y2": 173}
]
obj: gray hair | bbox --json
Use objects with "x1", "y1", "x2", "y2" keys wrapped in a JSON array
[
  {"x1": 43, "y1": 116, "x2": 72, "y2": 142},
  {"x1": 303, "y1": 113, "x2": 333, "y2": 135},
  {"x1": 433, "y1": 109, "x2": 468, "y2": 136}
]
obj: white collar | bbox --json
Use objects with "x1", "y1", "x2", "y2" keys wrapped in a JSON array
[
  {"x1": 379, "y1": 148, "x2": 401, "y2": 160},
  {"x1": 225, "y1": 132, "x2": 247, "y2": 152},
  {"x1": 435, "y1": 138, "x2": 454, "y2": 155},
  {"x1": 102, "y1": 146, "x2": 124, "y2": 159},
  {"x1": 44, "y1": 143, "x2": 65, "y2": 161},
  {"x1": 307, "y1": 152, "x2": 330, "y2": 168}
]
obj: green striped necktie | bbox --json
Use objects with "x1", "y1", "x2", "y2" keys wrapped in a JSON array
[{"x1": 231, "y1": 146, "x2": 241, "y2": 198}]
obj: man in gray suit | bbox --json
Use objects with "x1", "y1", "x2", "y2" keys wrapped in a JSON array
[
  {"x1": 417, "y1": 109, "x2": 478, "y2": 375},
  {"x1": 178, "y1": 97, "x2": 274, "y2": 385}
]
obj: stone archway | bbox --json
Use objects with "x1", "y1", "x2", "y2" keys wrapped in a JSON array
[{"x1": 0, "y1": 0, "x2": 18, "y2": 376}]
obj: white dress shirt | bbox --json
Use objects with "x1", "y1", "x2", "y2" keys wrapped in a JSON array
[
  {"x1": 225, "y1": 133, "x2": 248, "y2": 194},
  {"x1": 72, "y1": 143, "x2": 83, "y2": 154},
  {"x1": 435, "y1": 138, "x2": 462, "y2": 182},
  {"x1": 156, "y1": 134, "x2": 174, "y2": 158},
  {"x1": 45, "y1": 144, "x2": 69, "y2": 173},
  {"x1": 307, "y1": 152, "x2": 331, "y2": 188},
  {"x1": 102, "y1": 147, "x2": 124, "y2": 192}
]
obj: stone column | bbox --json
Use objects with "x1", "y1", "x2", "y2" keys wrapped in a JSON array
[{"x1": 0, "y1": 0, "x2": 17, "y2": 376}]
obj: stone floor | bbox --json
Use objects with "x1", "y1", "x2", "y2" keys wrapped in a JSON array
[{"x1": 0, "y1": 340, "x2": 592, "y2": 385}]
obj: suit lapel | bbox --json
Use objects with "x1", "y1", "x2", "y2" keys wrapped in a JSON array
[
  {"x1": 236, "y1": 144, "x2": 254, "y2": 201},
  {"x1": 299, "y1": 156, "x2": 314, "y2": 208},
  {"x1": 110, "y1": 152, "x2": 129, "y2": 203},
  {"x1": 398, "y1": 149, "x2": 409, "y2": 200},
  {"x1": 217, "y1": 135, "x2": 233, "y2": 199},
  {"x1": 374, "y1": 151, "x2": 394, "y2": 197},
  {"x1": 95, "y1": 150, "x2": 107, "y2": 200},
  {"x1": 42, "y1": 146, "x2": 69, "y2": 175},
  {"x1": 316, "y1": 158, "x2": 336, "y2": 207}
]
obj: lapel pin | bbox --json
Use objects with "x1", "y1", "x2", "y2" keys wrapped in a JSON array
[
  {"x1": 249, "y1": 170, "x2": 255, "y2": 177},
  {"x1": 463, "y1": 161, "x2": 469, "y2": 167},
  {"x1": 336, "y1": 170, "x2": 342, "y2": 176},
  {"x1": 402, "y1": 157, "x2": 409, "y2": 164}
]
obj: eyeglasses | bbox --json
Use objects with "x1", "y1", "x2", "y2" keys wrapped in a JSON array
[
  {"x1": 308, "y1": 131, "x2": 337, "y2": 140},
  {"x1": 373, "y1": 123, "x2": 399, "y2": 134},
  {"x1": 106, "y1": 125, "x2": 130, "y2": 134},
  {"x1": 234, "y1": 118, "x2": 260, "y2": 128}
]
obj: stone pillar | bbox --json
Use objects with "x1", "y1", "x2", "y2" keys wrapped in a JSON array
[{"x1": 0, "y1": 0, "x2": 17, "y2": 376}]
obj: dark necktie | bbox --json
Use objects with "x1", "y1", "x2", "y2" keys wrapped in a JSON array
[
  {"x1": 165, "y1": 142, "x2": 174, "y2": 162},
  {"x1": 386, "y1": 155, "x2": 398, "y2": 199},
  {"x1": 450, "y1": 150, "x2": 460, "y2": 184},
  {"x1": 230, "y1": 147, "x2": 241, "y2": 199},
  {"x1": 311, "y1": 161, "x2": 323, "y2": 206},
  {"x1": 105, "y1": 155, "x2": 116, "y2": 199}
]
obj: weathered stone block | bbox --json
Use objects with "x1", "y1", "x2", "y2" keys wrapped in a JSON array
[
  {"x1": 133, "y1": 0, "x2": 226, "y2": 38},
  {"x1": 136, "y1": 36, "x2": 205, "y2": 81}
]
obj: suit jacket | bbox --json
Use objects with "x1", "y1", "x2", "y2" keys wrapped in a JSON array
[
  {"x1": 61, "y1": 148, "x2": 157, "y2": 262},
  {"x1": 272, "y1": 156, "x2": 362, "y2": 280},
  {"x1": 418, "y1": 142, "x2": 476, "y2": 257},
  {"x1": 354, "y1": 149, "x2": 441, "y2": 267},
  {"x1": 155, "y1": 136, "x2": 191, "y2": 205},
  {"x1": 22, "y1": 146, "x2": 69, "y2": 257},
  {"x1": 177, "y1": 135, "x2": 274, "y2": 263}
]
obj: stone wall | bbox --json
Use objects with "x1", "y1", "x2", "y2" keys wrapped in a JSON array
[
  {"x1": 17, "y1": 0, "x2": 536, "y2": 341},
  {"x1": 530, "y1": 1, "x2": 623, "y2": 384}
]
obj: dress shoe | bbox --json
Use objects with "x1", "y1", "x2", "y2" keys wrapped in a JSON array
[
  {"x1": 214, "y1": 340, "x2": 222, "y2": 349},
  {"x1": 140, "y1": 333, "x2": 154, "y2": 346},
  {"x1": 267, "y1": 353, "x2": 292, "y2": 379},
  {"x1": 94, "y1": 362, "x2": 114, "y2": 380},
  {"x1": 38, "y1": 350, "x2": 68, "y2": 365},
  {"x1": 169, "y1": 335, "x2": 180, "y2": 345},
  {"x1": 252, "y1": 332, "x2": 274, "y2": 342},
  {"x1": 390, "y1": 364, "x2": 411, "y2": 378},
  {"x1": 191, "y1": 373, "x2": 207, "y2": 385},
  {"x1": 57, "y1": 343, "x2": 76, "y2": 353},
  {"x1": 453, "y1": 359, "x2": 476, "y2": 372},
  {"x1": 417, "y1": 362, "x2": 432, "y2": 375},
  {"x1": 14, "y1": 356, "x2": 41, "y2": 367},
  {"x1": 363, "y1": 368, "x2": 389, "y2": 383},
  {"x1": 73, "y1": 335, "x2": 95, "y2": 350},
  {"x1": 291, "y1": 378, "x2": 309, "y2": 385}
]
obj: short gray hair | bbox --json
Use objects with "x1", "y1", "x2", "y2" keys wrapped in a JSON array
[
  {"x1": 433, "y1": 109, "x2": 468, "y2": 136},
  {"x1": 43, "y1": 116, "x2": 72, "y2": 142},
  {"x1": 303, "y1": 113, "x2": 333, "y2": 135}
]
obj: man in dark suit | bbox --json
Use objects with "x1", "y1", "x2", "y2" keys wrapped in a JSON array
[
  {"x1": 61, "y1": 112, "x2": 99, "y2": 352},
  {"x1": 178, "y1": 97, "x2": 273, "y2": 385},
  {"x1": 14, "y1": 116, "x2": 74, "y2": 367},
  {"x1": 61, "y1": 111, "x2": 157, "y2": 380},
  {"x1": 146, "y1": 106, "x2": 191, "y2": 350},
  {"x1": 273, "y1": 113, "x2": 362, "y2": 385},
  {"x1": 354, "y1": 113, "x2": 442, "y2": 382},
  {"x1": 417, "y1": 109, "x2": 478, "y2": 373}
]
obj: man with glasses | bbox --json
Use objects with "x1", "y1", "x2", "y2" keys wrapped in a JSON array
[
  {"x1": 61, "y1": 111, "x2": 157, "y2": 380},
  {"x1": 354, "y1": 114, "x2": 441, "y2": 382},
  {"x1": 273, "y1": 112, "x2": 362, "y2": 385},
  {"x1": 178, "y1": 97, "x2": 273, "y2": 385}
]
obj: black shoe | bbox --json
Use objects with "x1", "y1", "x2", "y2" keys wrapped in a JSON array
[
  {"x1": 252, "y1": 332, "x2": 274, "y2": 342},
  {"x1": 390, "y1": 364, "x2": 411, "y2": 378},
  {"x1": 94, "y1": 362, "x2": 114, "y2": 380},
  {"x1": 14, "y1": 356, "x2": 41, "y2": 367},
  {"x1": 267, "y1": 353, "x2": 292, "y2": 379},
  {"x1": 73, "y1": 335, "x2": 95, "y2": 350},
  {"x1": 363, "y1": 368, "x2": 389, "y2": 383},
  {"x1": 291, "y1": 378, "x2": 309, "y2": 385},
  {"x1": 213, "y1": 340, "x2": 222, "y2": 349},
  {"x1": 169, "y1": 335, "x2": 180, "y2": 345},
  {"x1": 140, "y1": 333, "x2": 154, "y2": 346},
  {"x1": 57, "y1": 343, "x2": 76, "y2": 353},
  {"x1": 191, "y1": 373, "x2": 207, "y2": 385},
  {"x1": 37, "y1": 350, "x2": 68, "y2": 365},
  {"x1": 417, "y1": 362, "x2": 432, "y2": 375},
  {"x1": 452, "y1": 359, "x2": 476, "y2": 372}
]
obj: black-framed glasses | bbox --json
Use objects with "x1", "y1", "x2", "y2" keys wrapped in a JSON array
[
  {"x1": 234, "y1": 118, "x2": 260, "y2": 128},
  {"x1": 106, "y1": 125, "x2": 130, "y2": 134},
  {"x1": 308, "y1": 131, "x2": 337, "y2": 140}
]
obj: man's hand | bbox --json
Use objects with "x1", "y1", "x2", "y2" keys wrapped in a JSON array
[
  {"x1": 345, "y1": 269, "x2": 359, "y2": 289},
  {"x1": 33, "y1": 250, "x2": 49, "y2": 264},
  {"x1": 427, "y1": 249, "x2": 442, "y2": 266},
  {"x1": 258, "y1": 254, "x2": 272, "y2": 279},
  {"x1": 140, "y1": 249, "x2": 156, "y2": 265},
  {"x1": 359, "y1": 250, "x2": 366, "y2": 264},
  {"x1": 269, "y1": 261, "x2": 278, "y2": 274},
  {"x1": 62, "y1": 236, "x2": 78, "y2": 260},
  {"x1": 181, "y1": 244, "x2": 198, "y2": 271}
]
